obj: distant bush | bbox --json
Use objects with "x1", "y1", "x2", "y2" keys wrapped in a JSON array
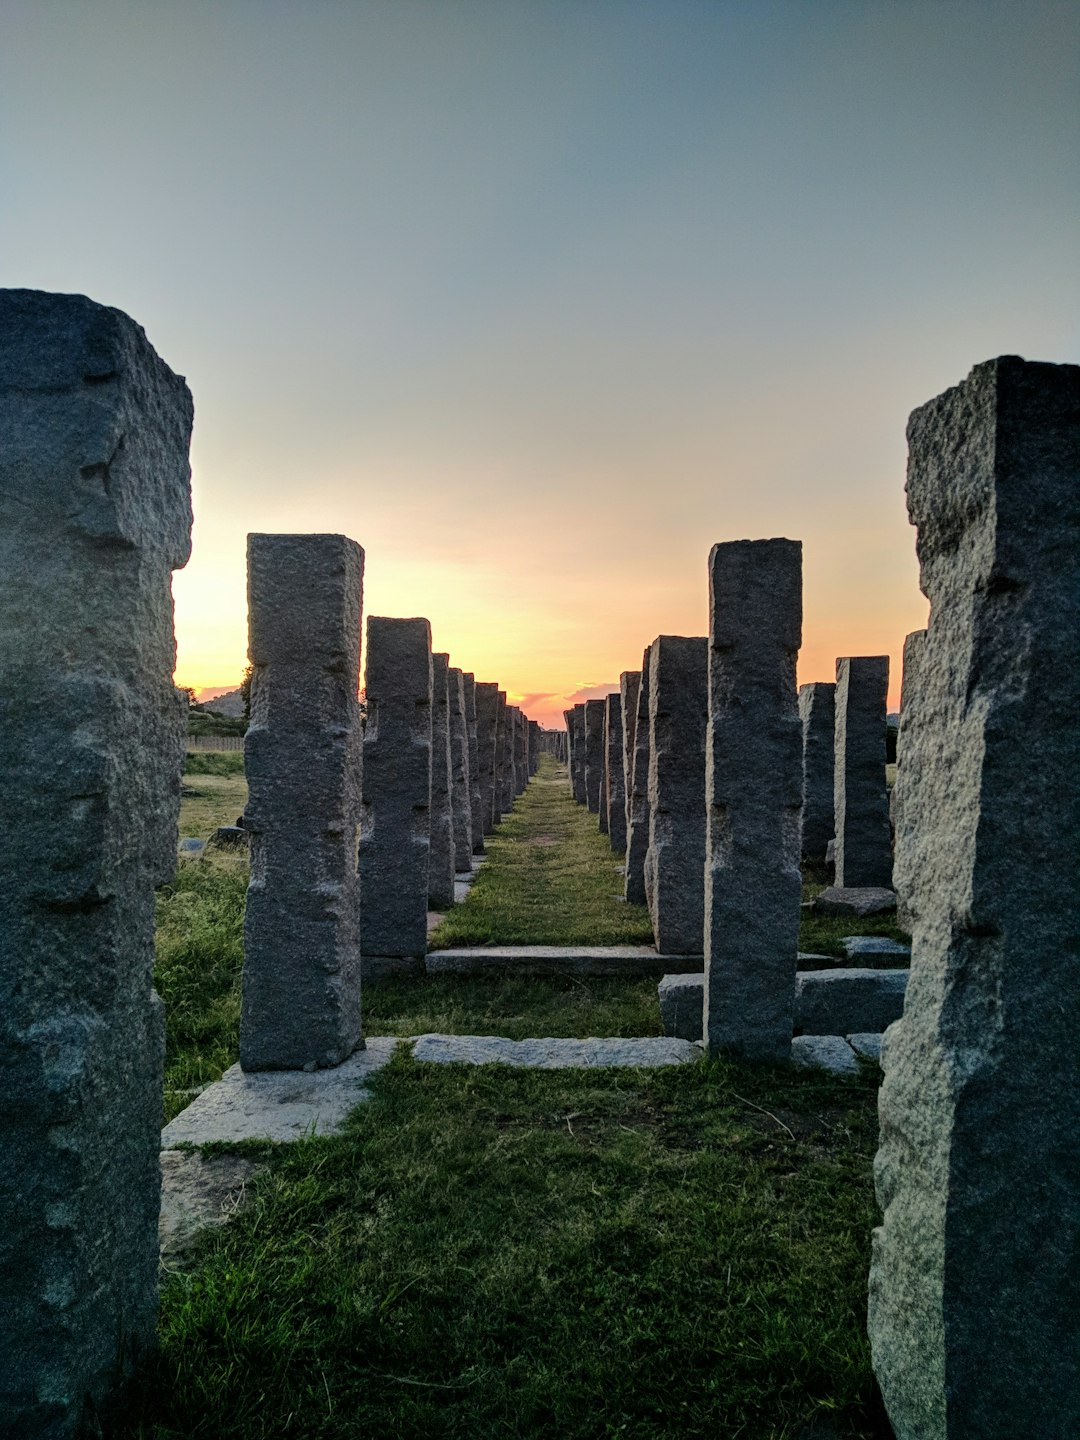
[
  {"x1": 188, "y1": 709, "x2": 247, "y2": 738},
  {"x1": 184, "y1": 750, "x2": 245, "y2": 776}
]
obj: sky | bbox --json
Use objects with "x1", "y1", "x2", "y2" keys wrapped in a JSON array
[{"x1": 3, "y1": 0, "x2": 1077, "y2": 726}]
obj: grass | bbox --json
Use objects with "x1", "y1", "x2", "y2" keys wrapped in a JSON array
[
  {"x1": 184, "y1": 749, "x2": 246, "y2": 777},
  {"x1": 179, "y1": 771, "x2": 248, "y2": 840},
  {"x1": 429, "y1": 754, "x2": 653, "y2": 948},
  {"x1": 128, "y1": 1052, "x2": 888, "y2": 1440}
]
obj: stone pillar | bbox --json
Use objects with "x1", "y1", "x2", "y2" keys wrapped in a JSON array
[
  {"x1": 834, "y1": 656, "x2": 892, "y2": 887},
  {"x1": 241, "y1": 534, "x2": 364, "y2": 1071},
  {"x1": 569, "y1": 704, "x2": 587, "y2": 803},
  {"x1": 869, "y1": 356, "x2": 1080, "y2": 1440},
  {"x1": 448, "y1": 667, "x2": 473, "y2": 871},
  {"x1": 798, "y1": 682, "x2": 835, "y2": 863},
  {"x1": 528, "y1": 718, "x2": 540, "y2": 776},
  {"x1": 515, "y1": 708, "x2": 528, "y2": 795},
  {"x1": 604, "y1": 692, "x2": 627, "y2": 850},
  {"x1": 358, "y1": 617, "x2": 432, "y2": 963},
  {"x1": 563, "y1": 708, "x2": 576, "y2": 792},
  {"x1": 498, "y1": 701, "x2": 517, "y2": 813},
  {"x1": 463, "y1": 673, "x2": 485, "y2": 855},
  {"x1": 584, "y1": 698, "x2": 605, "y2": 814},
  {"x1": 475, "y1": 682, "x2": 499, "y2": 835},
  {"x1": 624, "y1": 646, "x2": 652, "y2": 903},
  {"x1": 703, "y1": 540, "x2": 803, "y2": 1059},
  {"x1": 428, "y1": 652, "x2": 455, "y2": 907},
  {"x1": 891, "y1": 630, "x2": 926, "y2": 931},
  {"x1": 645, "y1": 636, "x2": 708, "y2": 954},
  {"x1": 0, "y1": 290, "x2": 192, "y2": 1431},
  {"x1": 598, "y1": 700, "x2": 611, "y2": 836},
  {"x1": 620, "y1": 670, "x2": 641, "y2": 840}
]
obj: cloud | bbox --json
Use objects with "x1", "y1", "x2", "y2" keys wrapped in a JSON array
[{"x1": 561, "y1": 681, "x2": 620, "y2": 707}]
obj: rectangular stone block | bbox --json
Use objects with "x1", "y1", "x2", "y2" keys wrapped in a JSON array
[
  {"x1": 584, "y1": 698, "x2": 605, "y2": 814},
  {"x1": 462, "y1": 673, "x2": 485, "y2": 855},
  {"x1": 0, "y1": 291, "x2": 193, "y2": 1434},
  {"x1": 448, "y1": 667, "x2": 473, "y2": 868},
  {"x1": 645, "y1": 635, "x2": 708, "y2": 955},
  {"x1": 242, "y1": 533, "x2": 365, "y2": 1072},
  {"x1": 570, "y1": 702, "x2": 587, "y2": 804},
  {"x1": 798, "y1": 681, "x2": 835, "y2": 862},
  {"x1": 794, "y1": 967, "x2": 907, "y2": 1035},
  {"x1": 620, "y1": 670, "x2": 641, "y2": 840},
  {"x1": 869, "y1": 356, "x2": 1080, "y2": 1440},
  {"x1": 703, "y1": 540, "x2": 803, "y2": 1059},
  {"x1": 834, "y1": 655, "x2": 892, "y2": 887},
  {"x1": 475, "y1": 682, "x2": 500, "y2": 835},
  {"x1": 891, "y1": 629, "x2": 926, "y2": 931},
  {"x1": 428, "y1": 653, "x2": 456, "y2": 906},
  {"x1": 604, "y1": 692, "x2": 627, "y2": 850},
  {"x1": 624, "y1": 646, "x2": 652, "y2": 902},
  {"x1": 357, "y1": 633, "x2": 431, "y2": 920}
]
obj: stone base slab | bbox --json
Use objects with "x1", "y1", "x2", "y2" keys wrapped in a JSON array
[
  {"x1": 426, "y1": 946, "x2": 703, "y2": 977},
  {"x1": 409, "y1": 1033, "x2": 700, "y2": 1068},
  {"x1": 813, "y1": 886, "x2": 898, "y2": 916},
  {"x1": 790, "y1": 1034, "x2": 862, "y2": 1074},
  {"x1": 161, "y1": 1037, "x2": 400, "y2": 1146}
]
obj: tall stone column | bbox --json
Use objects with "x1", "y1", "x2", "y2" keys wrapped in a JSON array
[
  {"x1": 463, "y1": 673, "x2": 485, "y2": 854},
  {"x1": 528, "y1": 718, "x2": 540, "y2": 776},
  {"x1": 241, "y1": 533, "x2": 365, "y2": 1071},
  {"x1": 620, "y1": 670, "x2": 641, "y2": 840},
  {"x1": 869, "y1": 356, "x2": 1080, "y2": 1440},
  {"x1": 584, "y1": 698, "x2": 605, "y2": 814},
  {"x1": 834, "y1": 655, "x2": 892, "y2": 888},
  {"x1": 497, "y1": 699, "x2": 515, "y2": 814},
  {"x1": 0, "y1": 290, "x2": 192, "y2": 1433},
  {"x1": 475, "y1": 682, "x2": 500, "y2": 835},
  {"x1": 624, "y1": 646, "x2": 652, "y2": 903},
  {"x1": 798, "y1": 682, "x2": 835, "y2": 862},
  {"x1": 604, "y1": 692, "x2": 627, "y2": 850},
  {"x1": 703, "y1": 540, "x2": 803, "y2": 1059},
  {"x1": 891, "y1": 629, "x2": 926, "y2": 932},
  {"x1": 428, "y1": 652, "x2": 456, "y2": 906},
  {"x1": 570, "y1": 703, "x2": 587, "y2": 804},
  {"x1": 515, "y1": 708, "x2": 527, "y2": 796},
  {"x1": 448, "y1": 667, "x2": 473, "y2": 870},
  {"x1": 359, "y1": 617, "x2": 432, "y2": 963},
  {"x1": 645, "y1": 636, "x2": 708, "y2": 954},
  {"x1": 563, "y1": 708, "x2": 576, "y2": 791}
]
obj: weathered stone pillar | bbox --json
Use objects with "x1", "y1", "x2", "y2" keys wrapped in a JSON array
[
  {"x1": 604, "y1": 692, "x2": 627, "y2": 850},
  {"x1": 463, "y1": 673, "x2": 485, "y2": 855},
  {"x1": 584, "y1": 698, "x2": 605, "y2": 814},
  {"x1": 798, "y1": 681, "x2": 835, "y2": 863},
  {"x1": 703, "y1": 540, "x2": 802, "y2": 1059},
  {"x1": 624, "y1": 647, "x2": 652, "y2": 903},
  {"x1": 448, "y1": 667, "x2": 473, "y2": 870},
  {"x1": 563, "y1": 707, "x2": 576, "y2": 791},
  {"x1": 570, "y1": 703, "x2": 587, "y2": 804},
  {"x1": 891, "y1": 630, "x2": 926, "y2": 931},
  {"x1": 428, "y1": 652, "x2": 455, "y2": 906},
  {"x1": 475, "y1": 682, "x2": 500, "y2": 835},
  {"x1": 834, "y1": 656, "x2": 892, "y2": 887},
  {"x1": 528, "y1": 718, "x2": 540, "y2": 776},
  {"x1": 598, "y1": 700, "x2": 611, "y2": 836},
  {"x1": 620, "y1": 670, "x2": 641, "y2": 840},
  {"x1": 869, "y1": 356, "x2": 1080, "y2": 1440},
  {"x1": 515, "y1": 708, "x2": 528, "y2": 795},
  {"x1": 645, "y1": 636, "x2": 708, "y2": 954},
  {"x1": 0, "y1": 290, "x2": 192, "y2": 1432},
  {"x1": 358, "y1": 617, "x2": 432, "y2": 964},
  {"x1": 498, "y1": 701, "x2": 517, "y2": 813},
  {"x1": 241, "y1": 534, "x2": 364, "y2": 1071}
]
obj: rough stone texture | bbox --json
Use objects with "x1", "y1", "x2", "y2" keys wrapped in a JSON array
[
  {"x1": 358, "y1": 617, "x2": 432, "y2": 962},
  {"x1": 475, "y1": 682, "x2": 500, "y2": 835},
  {"x1": 428, "y1": 653, "x2": 456, "y2": 907},
  {"x1": 798, "y1": 681, "x2": 835, "y2": 861},
  {"x1": 847, "y1": 1032, "x2": 883, "y2": 1063},
  {"x1": 841, "y1": 935, "x2": 910, "y2": 963},
  {"x1": 427, "y1": 945, "x2": 704, "y2": 978},
  {"x1": 410, "y1": 1033, "x2": 700, "y2": 1069},
  {"x1": 528, "y1": 718, "x2": 540, "y2": 776},
  {"x1": 159, "y1": 1152, "x2": 261, "y2": 1268},
  {"x1": 834, "y1": 655, "x2": 892, "y2": 887},
  {"x1": 604, "y1": 692, "x2": 627, "y2": 850},
  {"x1": 620, "y1": 670, "x2": 642, "y2": 839},
  {"x1": 496, "y1": 694, "x2": 514, "y2": 818},
  {"x1": 790, "y1": 1034, "x2": 860, "y2": 1075},
  {"x1": 892, "y1": 629, "x2": 927, "y2": 931},
  {"x1": 624, "y1": 647, "x2": 652, "y2": 901},
  {"x1": 644, "y1": 636, "x2": 708, "y2": 953},
  {"x1": 241, "y1": 534, "x2": 365, "y2": 1072},
  {"x1": 795, "y1": 968, "x2": 908, "y2": 1035},
  {"x1": 570, "y1": 703, "x2": 588, "y2": 804},
  {"x1": 703, "y1": 540, "x2": 803, "y2": 1059},
  {"x1": 658, "y1": 972, "x2": 705, "y2": 1040},
  {"x1": 462, "y1": 673, "x2": 485, "y2": 855},
  {"x1": 160, "y1": 1038, "x2": 401, "y2": 1146},
  {"x1": 0, "y1": 290, "x2": 193, "y2": 1435},
  {"x1": 448, "y1": 667, "x2": 473, "y2": 867},
  {"x1": 813, "y1": 886, "x2": 896, "y2": 917},
  {"x1": 584, "y1": 698, "x2": 605, "y2": 814},
  {"x1": 869, "y1": 356, "x2": 1080, "y2": 1440}
]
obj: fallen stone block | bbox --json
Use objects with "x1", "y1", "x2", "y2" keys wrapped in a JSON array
[
  {"x1": 813, "y1": 886, "x2": 897, "y2": 917},
  {"x1": 658, "y1": 972, "x2": 705, "y2": 1040},
  {"x1": 847, "y1": 1033, "x2": 884, "y2": 1063},
  {"x1": 795, "y1": 967, "x2": 908, "y2": 1035},
  {"x1": 208, "y1": 824, "x2": 248, "y2": 848},
  {"x1": 178, "y1": 837, "x2": 207, "y2": 856},
  {"x1": 841, "y1": 935, "x2": 910, "y2": 963},
  {"x1": 790, "y1": 1034, "x2": 859, "y2": 1075},
  {"x1": 409, "y1": 1033, "x2": 700, "y2": 1069}
]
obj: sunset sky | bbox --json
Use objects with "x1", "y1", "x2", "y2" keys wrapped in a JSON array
[{"x1": 4, "y1": 1, "x2": 1077, "y2": 727}]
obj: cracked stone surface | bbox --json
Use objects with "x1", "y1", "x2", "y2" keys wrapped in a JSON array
[{"x1": 409, "y1": 1034, "x2": 700, "y2": 1069}]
